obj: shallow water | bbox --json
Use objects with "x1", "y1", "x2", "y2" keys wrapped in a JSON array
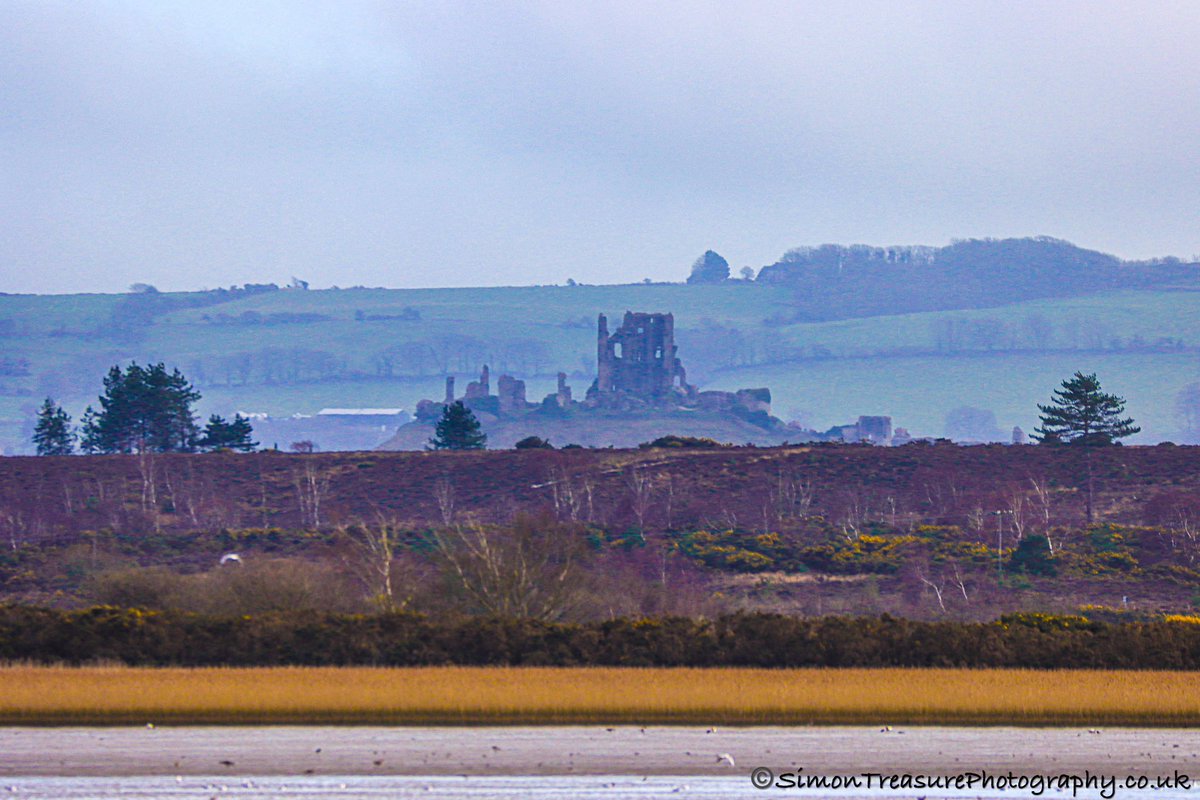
[
  {"x1": 4, "y1": 726, "x2": 1199, "y2": 799},
  {"x1": 2, "y1": 775, "x2": 1197, "y2": 799}
]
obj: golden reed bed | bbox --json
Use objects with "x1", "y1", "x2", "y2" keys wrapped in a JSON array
[{"x1": 3, "y1": 666, "x2": 1199, "y2": 726}]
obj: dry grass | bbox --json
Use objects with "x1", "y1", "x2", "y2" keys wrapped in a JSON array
[{"x1": 3, "y1": 667, "x2": 1200, "y2": 726}]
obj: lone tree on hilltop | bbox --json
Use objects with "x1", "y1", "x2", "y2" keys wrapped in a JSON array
[
  {"x1": 1034, "y1": 372, "x2": 1140, "y2": 445},
  {"x1": 80, "y1": 363, "x2": 201, "y2": 454},
  {"x1": 687, "y1": 250, "x2": 730, "y2": 284},
  {"x1": 32, "y1": 397, "x2": 74, "y2": 455},
  {"x1": 199, "y1": 414, "x2": 258, "y2": 452},
  {"x1": 429, "y1": 401, "x2": 487, "y2": 450}
]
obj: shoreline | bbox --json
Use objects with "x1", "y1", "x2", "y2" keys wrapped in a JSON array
[{"x1": 3, "y1": 726, "x2": 1199, "y2": 778}]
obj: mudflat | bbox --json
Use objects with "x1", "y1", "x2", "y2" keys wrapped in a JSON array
[{"x1": 2, "y1": 726, "x2": 1199, "y2": 778}]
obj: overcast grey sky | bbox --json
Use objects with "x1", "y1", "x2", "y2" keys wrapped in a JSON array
[{"x1": 2, "y1": 1, "x2": 1198, "y2": 293}]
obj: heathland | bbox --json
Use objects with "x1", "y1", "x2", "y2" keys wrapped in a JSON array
[
  {"x1": 4, "y1": 237, "x2": 1200, "y2": 453},
  {"x1": 5, "y1": 443, "x2": 1200, "y2": 620}
]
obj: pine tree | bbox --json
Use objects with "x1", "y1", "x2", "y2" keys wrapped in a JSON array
[
  {"x1": 79, "y1": 362, "x2": 201, "y2": 453},
  {"x1": 79, "y1": 406, "x2": 101, "y2": 454},
  {"x1": 429, "y1": 401, "x2": 487, "y2": 450},
  {"x1": 32, "y1": 397, "x2": 74, "y2": 455},
  {"x1": 198, "y1": 414, "x2": 258, "y2": 452},
  {"x1": 226, "y1": 414, "x2": 257, "y2": 451},
  {"x1": 1034, "y1": 372, "x2": 1140, "y2": 445}
]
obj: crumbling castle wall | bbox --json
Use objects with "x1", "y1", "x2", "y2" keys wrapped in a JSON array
[
  {"x1": 555, "y1": 372, "x2": 572, "y2": 408},
  {"x1": 497, "y1": 374, "x2": 527, "y2": 415},
  {"x1": 410, "y1": 310, "x2": 787, "y2": 439},
  {"x1": 856, "y1": 415, "x2": 892, "y2": 444},
  {"x1": 464, "y1": 365, "x2": 490, "y2": 400},
  {"x1": 589, "y1": 311, "x2": 691, "y2": 406}
]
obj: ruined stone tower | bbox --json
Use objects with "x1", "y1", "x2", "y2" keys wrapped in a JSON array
[{"x1": 589, "y1": 311, "x2": 690, "y2": 406}]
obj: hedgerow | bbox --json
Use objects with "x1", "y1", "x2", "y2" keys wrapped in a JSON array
[{"x1": 3, "y1": 606, "x2": 1200, "y2": 668}]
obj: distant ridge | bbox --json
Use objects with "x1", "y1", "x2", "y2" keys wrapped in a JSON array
[
  {"x1": 2, "y1": 234, "x2": 1198, "y2": 453},
  {"x1": 755, "y1": 236, "x2": 1200, "y2": 320}
]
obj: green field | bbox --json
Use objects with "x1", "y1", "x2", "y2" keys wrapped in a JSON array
[
  {"x1": 2, "y1": 283, "x2": 1198, "y2": 452},
  {"x1": 711, "y1": 351, "x2": 1197, "y2": 442}
]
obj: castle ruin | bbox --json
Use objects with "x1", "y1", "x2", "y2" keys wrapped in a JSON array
[
  {"x1": 385, "y1": 310, "x2": 924, "y2": 449},
  {"x1": 412, "y1": 310, "x2": 773, "y2": 427},
  {"x1": 587, "y1": 312, "x2": 693, "y2": 408}
]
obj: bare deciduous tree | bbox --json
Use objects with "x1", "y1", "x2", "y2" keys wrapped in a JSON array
[
  {"x1": 88, "y1": 477, "x2": 123, "y2": 530},
  {"x1": 136, "y1": 450, "x2": 158, "y2": 516},
  {"x1": 544, "y1": 465, "x2": 593, "y2": 523},
  {"x1": 838, "y1": 488, "x2": 871, "y2": 540},
  {"x1": 433, "y1": 476, "x2": 456, "y2": 526},
  {"x1": 61, "y1": 482, "x2": 76, "y2": 515},
  {"x1": 966, "y1": 505, "x2": 986, "y2": 534},
  {"x1": 431, "y1": 515, "x2": 585, "y2": 620},
  {"x1": 257, "y1": 467, "x2": 271, "y2": 529},
  {"x1": 1178, "y1": 507, "x2": 1199, "y2": 544},
  {"x1": 339, "y1": 517, "x2": 409, "y2": 610},
  {"x1": 0, "y1": 506, "x2": 25, "y2": 551},
  {"x1": 625, "y1": 467, "x2": 657, "y2": 533},
  {"x1": 923, "y1": 480, "x2": 969, "y2": 521},
  {"x1": 294, "y1": 461, "x2": 332, "y2": 528},
  {"x1": 1028, "y1": 476, "x2": 1056, "y2": 552},
  {"x1": 917, "y1": 568, "x2": 947, "y2": 613},
  {"x1": 771, "y1": 468, "x2": 815, "y2": 523},
  {"x1": 162, "y1": 461, "x2": 238, "y2": 529},
  {"x1": 951, "y1": 562, "x2": 969, "y2": 602},
  {"x1": 1004, "y1": 487, "x2": 1029, "y2": 542}
]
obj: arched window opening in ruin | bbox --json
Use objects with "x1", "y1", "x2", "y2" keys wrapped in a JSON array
[{"x1": 592, "y1": 311, "x2": 694, "y2": 405}]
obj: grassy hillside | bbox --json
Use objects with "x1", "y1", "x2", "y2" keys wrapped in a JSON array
[
  {"x1": 710, "y1": 352, "x2": 1196, "y2": 442},
  {"x1": 2, "y1": 282, "x2": 1199, "y2": 452}
]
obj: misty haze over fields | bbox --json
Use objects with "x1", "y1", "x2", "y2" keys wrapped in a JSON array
[
  {"x1": 11, "y1": 6, "x2": 1200, "y2": 722},
  {"x1": 2, "y1": 236, "x2": 1200, "y2": 453},
  {"x1": 2, "y1": 4, "x2": 1198, "y2": 453}
]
